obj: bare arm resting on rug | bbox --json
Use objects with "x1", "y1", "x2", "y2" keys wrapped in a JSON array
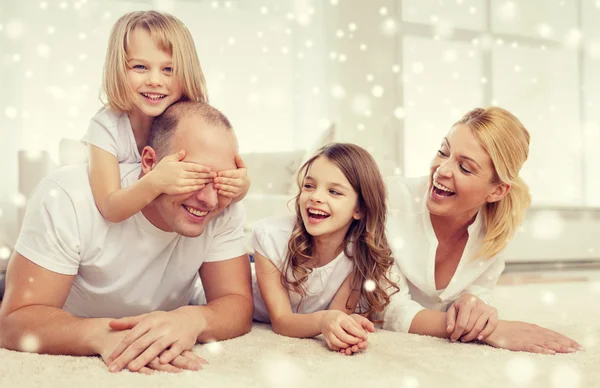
[
  {"x1": 385, "y1": 286, "x2": 584, "y2": 354},
  {"x1": 105, "y1": 254, "x2": 253, "y2": 373},
  {"x1": 0, "y1": 253, "x2": 204, "y2": 374},
  {"x1": 255, "y1": 252, "x2": 373, "y2": 351}
]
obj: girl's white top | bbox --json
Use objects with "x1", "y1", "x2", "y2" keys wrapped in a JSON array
[
  {"x1": 81, "y1": 107, "x2": 141, "y2": 163},
  {"x1": 382, "y1": 176, "x2": 505, "y2": 333},
  {"x1": 251, "y1": 214, "x2": 354, "y2": 323}
]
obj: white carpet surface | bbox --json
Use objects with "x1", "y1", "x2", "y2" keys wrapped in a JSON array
[{"x1": 1, "y1": 281, "x2": 598, "y2": 388}]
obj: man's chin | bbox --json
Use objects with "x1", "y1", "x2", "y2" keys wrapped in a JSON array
[{"x1": 173, "y1": 225, "x2": 206, "y2": 238}]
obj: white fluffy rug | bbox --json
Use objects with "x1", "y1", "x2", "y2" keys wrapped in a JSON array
[{"x1": 1, "y1": 281, "x2": 598, "y2": 388}]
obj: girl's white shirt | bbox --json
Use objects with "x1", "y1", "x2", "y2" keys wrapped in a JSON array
[
  {"x1": 251, "y1": 214, "x2": 354, "y2": 323},
  {"x1": 81, "y1": 107, "x2": 141, "y2": 163},
  {"x1": 382, "y1": 176, "x2": 505, "y2": 333}
]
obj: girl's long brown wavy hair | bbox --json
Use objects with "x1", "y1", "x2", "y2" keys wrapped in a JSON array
[{"x1": 281, "y1": 143, "x2": 399, "y2": 319}]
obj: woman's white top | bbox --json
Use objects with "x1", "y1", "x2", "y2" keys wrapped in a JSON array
[
  {"x1": 251, "y1": 215, "x2": 354, "y2": 323},
  {"x1": 382, "y1": 176, "x2": 505, "y2": 333}
]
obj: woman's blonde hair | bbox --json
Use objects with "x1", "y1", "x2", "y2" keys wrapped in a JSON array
[
  {"x1": 455, "y1": 107, "x2": 531, "y2": 259},
  {"x1": 282, "y1": 143, "x2": 399, "y2": 319},
  {"x1": 102, "y1": 10, "x2": 208, "y2": 111}
]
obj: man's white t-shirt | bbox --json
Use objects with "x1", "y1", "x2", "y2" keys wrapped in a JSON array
[
  {"x1": 14, "y1": 164, "x2": 248, "y2": 318},
  {"x1": 382, "y1": 176, "x2": 505, "y2": 333},
  {"x1": 251, "y1": 215, "x2": 353, "y2": 323},
  {"x1": 81, "y1": 107, "x2": 141, "y2": 163}
]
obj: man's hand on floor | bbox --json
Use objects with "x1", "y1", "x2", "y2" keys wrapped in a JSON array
[
  {"x1": 104, "y1": 309, "x2": 207, "y2": 373},
  {"x1": 97, "y1": 327, "x2": 205, "y2": 373}
]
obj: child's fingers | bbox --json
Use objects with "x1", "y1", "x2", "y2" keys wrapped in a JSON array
[
  {"x1": 214, "y1": 184, "x2": 238, "y2": 194},
  {"x1": 216, "y1": 190, "x2": 236, "y2": 198},
  {"x1": 329, "y1": 334, "x2": 350, "y2": 349},
  {"x1": 162, "y1": 149, "x2": 186, "y2": 163},
  {"x1": 166, "y1": 184, "x2": 206, "y2": 195},
  {"x1": 213, "y1": 177, "x2": 240, "y2": 186},
  {"x1": 184, "y1": 171, "x2": 215, "y2": 180},
  {"x1": 178, "y1": 162, "x2": 214, "y2": 175},
  {"x1": 235, "y1": 154, "x2": 247, "y2": 169},
  {"x1": 351, "y1": 314, "x2": 375, "y2": 333},
  {"x1": 216, "y1": 169, "x2": 244, "y2": 179},
  {"x1": 333, "y1": 326, "x2": 361, "y2": 345},
  {"x1": 341, "y1": 318, "x2": 368, "y2": 340}
]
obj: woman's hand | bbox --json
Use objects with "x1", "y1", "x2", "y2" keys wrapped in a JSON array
[{"x1": 446, "y1": 293, "x2": 498, "y2": 342}]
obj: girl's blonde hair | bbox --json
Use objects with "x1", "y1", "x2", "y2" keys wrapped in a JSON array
[
  {"x1": 282, "y1": 143, "x2": 399, "y2": 319},
  {"x1": 102, "y1": 10, "x2": 208, "y2": 111},
  {"x1": 455, "y1": 107, "x2": 531, "y2": 259}
]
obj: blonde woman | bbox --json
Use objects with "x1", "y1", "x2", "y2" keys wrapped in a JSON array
[
  {"x1": 83, "y1": 11, "x2": 249, "y2": 223},
  {"x1": 383, "y1": 107, "x2": 583, "y2": 354}
]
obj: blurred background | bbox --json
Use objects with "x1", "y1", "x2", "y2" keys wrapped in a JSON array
[{"x1": 1, "y1": 0, "x2": 599, "y2": 268}]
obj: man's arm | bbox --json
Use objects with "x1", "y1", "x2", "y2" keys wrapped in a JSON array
[
  {"x1": 104, "y1": 253, "x2": 253, "y2": 372},
  {"x1": 192, "y1": 253, "x2": 253, "y2": 341},
  {"x1": 0, "y1": 252, "x2": 110, "y2": 355}
]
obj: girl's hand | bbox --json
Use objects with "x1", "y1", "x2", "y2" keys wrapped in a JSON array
[
  {"x1": 446, "y1": 293, "x2": 498, "y2": 342},
  {"x1": 319, "y1": 311, "x2": 368, "y2": 352},
  {"x1": 150, "y1": 149, "x2": 216, "y2": 195},
  {"x1": 338, "y1": 314, "x2": 374, "y2": 355},
  {"x1": 213, "y1": 155, "x2": 250, "y2": 200}
]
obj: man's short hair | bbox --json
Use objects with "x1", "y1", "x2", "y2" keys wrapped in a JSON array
[{"x1": 148, "y1": 101, "x2": 233, "y2": 158}]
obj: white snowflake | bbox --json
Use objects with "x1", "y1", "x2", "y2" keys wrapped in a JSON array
[
  {"x1": 371, "y1": 85, "x2": 384, "y2": 98},
  {"x1": 364, "y1": 279, "x2": 376, "y2": 292},
  {"x1": 6, "y1": 20, "x2": 25, "y2": 39},
  {"x1": 330, "y1": 84, "x2": 345, "y2": 100},
  {"x1": 0, "y1": 246, "x2": 11, "y2": 260},
  {"x1": 537, "y1": 24, "x2": 553, "y2": 39},
  {"x1": 318, "y1": 118, "x2": 331, "y2": 130},
  {"x1": 402, "y1": 375, "x2": 419, "y2": 388},
  {"x1": 381, "y1": 18, "x2": 398, "y2": 36},
  {"x1": 530, "y1": 211, "x2": 563, "y2": 240},
  {"x1": 498, "y1": 1, "x2": 518, "y2": 23},
  {"x1": 564, "y1": 29, "x2": 583, "y2": 50},
  {"x1": 443, "y1": 49, "x2": 457, "y2": 63},
  {"x1": 37, "y1": 44, "x2": 51, "y2": 59},
  {"x1": 551, "y1": 364, "x2": 581, "y2": 388},
  {"x1": 394, "y1": 106, "x2": 405, "y2": 120},
  {"x1": 260, "y1": 354, "x2": 304, "y2": 388},
  {"x1": 205, "y1": 340, "x2": 223, "y2": 354},
  {"x1": 411, "y1": 62, "x2": 424, "y2": 74},
  {"x1": 20, "y1": 334, "x2": 41, "y2": 353},
  {"x1": 505, "y1": 355, "x2": 536, "y2": 385},
  {"x1": 5, "y1": 106, "x2": 17, "y2": 119},
  {"x1": 392, "y1": 237, "x2": 405, "y2": 251},
  {"x1": 12, "y1": 192, "x2": 27, "y2": 208},
  {"x1": 540, "y1": 290, "x2": 556, "y2": 305}
]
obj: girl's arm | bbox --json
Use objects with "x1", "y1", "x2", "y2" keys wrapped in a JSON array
[
  {"x1": 88, "y1": 145, "x2": 159, "y2": 223},
  {"x1": 254, "y1": 252, "x2": 366, "y2": 344}
]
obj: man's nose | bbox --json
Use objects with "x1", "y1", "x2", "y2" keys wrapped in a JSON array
[{"x1": 194, "y1": 183, "x2": 218, "y2": 209}]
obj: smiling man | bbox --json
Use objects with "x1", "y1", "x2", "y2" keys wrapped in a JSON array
[{"x1": 0, "y1": 101, "x2": 253, "y2": 374}]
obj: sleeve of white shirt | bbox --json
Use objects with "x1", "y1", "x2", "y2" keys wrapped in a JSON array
[
  {"x1": 381, "y1": 264, "x2": 426, "y2": 333},
  {"x1": 80, "y1": 113, "x2": 119, "y2": 158},
  {"x1": 251, "y1": 218, "x2": 285, "y2": 269},
  {"x1": 203, "y1": 203, "x2": 248, "y2": 262},
  {"x1": 461, "y1": 258, "x2": 506, "y2": 305},
  {"x1": 14, "y1": 179, "x2": 81, "y2": 275}
]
